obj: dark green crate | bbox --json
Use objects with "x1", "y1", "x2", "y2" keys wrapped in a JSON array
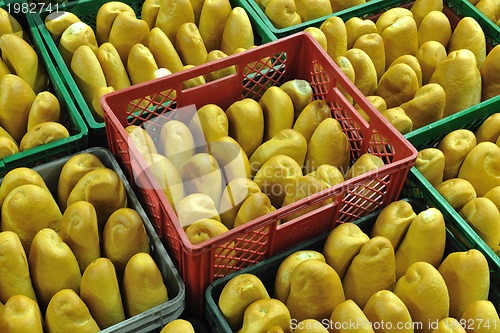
[
  {"x1": 0, "y1": 0, "x2": 88, "y2": 177},
  {"x1": 205, "y1": 198, "x2": 500, "y2": 333},
  {"x1": 400, "y1": 94, "x2": 500, "y2": 284},
  {"x1": 32, "y1": 0, "x2": 276, "y2": 148},
  {"x1": 0, "y1": 147, "x2": 187, "y2": 333},
  {"x1": 243, "y1": 0, "x2": 500, "y2": 44}
]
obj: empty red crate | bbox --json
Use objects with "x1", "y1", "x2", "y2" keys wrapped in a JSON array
[{"x1": 101, "y1": 32, "x2": 417, "y2": 316}]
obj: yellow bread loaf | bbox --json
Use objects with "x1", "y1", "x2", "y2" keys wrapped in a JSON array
[
  {"x1": 27, "y1": 91, "x2": 61, "y2": 131},
  {"x1": 155, "y1": 0, "x2": 195, "y2": 43},
  {"x1": 159, "y1": 119, "x2": 196, "y2": 172},
  {"x1": 144, "y1": 153, "x2": 185, "y2": 213},
  {"x1": 203, "y1": 50, "x2": 236, "y2": 82},
  {"x1": 319, "y1": 16, "x2": 347, "y2": 59},
  {"x1": 304, "y1": 117, "x2": 350, "y2": 173},
  {"x1": 399, "y1": 82, "x2": 445, "y2": 129},
  {"x1": 371, "y1": 199, "x2": 416, "y2": 250},
  {"x1": 141, "y1": 0, "x2": 161, "y2": 29},
  {"x1": 57, "y1": 153, "x2": 105, "y2": 210},
  {"x1": 221, "y1": 7, "x2": 254, "y2": 55},
  {"x1": 342, "y1": 236, "x2": 396, "y2": 308},
  {"x1": 175, "y1": 22, "x2": 208, "y2": 66},
  {"x1": 66, "y1": 167, "x2": 128, "y2": 228},
  {"x1": 274, "y1": 250, "x2": 325, "y2": 304},
  {"x1": 0, "y1": 294, "x2": 43, "y2": 333},
  {"x1": 323, "y1": 222, "x2": 370, "y2": 279},
  {"x1": 329, "y1": 299, "x2": 374, "y2": 333},
  {"x1": 219, "y1": 178, "x2": 261, "y2": 229},
  {"x1": 363, "y1": 290, "x2": 414, "y2": 333},
  {"x1": 80, "y1": 257, "x2": 125, "y2": 329},
  {"x1": 210, "y1": 136, "x2": 251, "y2": 183},
  {"x1": 180, "y1": 152, "x2": 223, "y2": 207},
  {"x1": 70, "y1": 45, "x2": 107, "y2": 116},
  {"x1": 259, "y1": 86, "x2": 295, "y2": 141},
  {"x1": 292, "y1": 99, "x2": 331, "y2": 143},
  {"x1": 45, "y1": 289, "x2": 100, "y2": 333},
  {"x1": 394, "y1": 261, "x2": 450, "y2": 333},
  {"x1": 239, "y1": 299, "x2": 291, "y2": 333},
  {"x1": 345, "y1": 16, "x2": 377, "y2": 49},
  {"x1": 122, "y1": 252, "x2": 169, "y2": 317},
  {"x1": 160, "y1": 319, "x2": 195, "y2": 333},
  {"x1": 0, "y1": 231, "x2": 37, "y2": 304},
  {"x1": 448, "y1": 16, "x2": 486, "y2": 70},
  {"x1": 199, "y1": 0, "x2": 232, "y2": 52},
  {"x1": 148, "y1": 27, "x2": 184, "y2": 73},
  {"x1": 429, "y1": 49, "x2": 481, "y2": 117},
  {"x1": 0, "y1": 7, "x2": 23, "y2": 38},
  {"x1": 286, "y1": 259, "x2": 344, "y2": 322},
  {"x1": 395, "y1": 207, "x2": 446, "y2": 279},
  {"x1": 253, "y1": 154, "x2": 303, "y2": 208},
  {"x1": 28, "y1": 228, "x2": 82, "y2": 311},
  {"x1": 59, "y1": 201, "x2": 100, "y2": 273},
  {"x1": 127, "y1": 43, "x2": 158, "y2": 85},
  {"x1": 0, "y1": 167, "x2": 49, "y2": 208},
  {"x1": 176, "y1": 193, "x2": 220, "y2": 227},
  {"x1": 0, "y1": 33, "x2": 48, "y2": 93},
  {"x1": 232, "y1": 191, "x2": 275, "y2": 228},
  {"x1": 2, "y1": 184, "x2": 62, "y2": 254},
  {"x1": 96, "y1": 42, "x2": 131, "y2": 91},
  {"x1": 226, "y1": 98, "x2": 264, "y2": 157},
  {"x1": 58, "y1": 21, "x2": 98, "y2": 66},
  {"x1": 45, "y1": 11, "x2": 81, "y2": 43},
  {"x1": 438, "y1": 249, "x2": 490, "y2": 318},
  {"x1": 102, "y1": 207, "x2": 150, "y2": 277},
  {"x1": 95, "y1": 1, "x2": 135, "y2": 44},
  {"x1": 459, "y1": 197, "x2": 500, "y2": 250},
  {"x1": 265, "y1": 0, "x2": 302, "y2": 29},
  {"x1": 19, "y1": 122, "x2": 70, "y2": 152},
  {"x1": 0, "y1": 136, "x2": 18, "y2": 159},
  {"x1": 0, "y1": 74, "x2": 36, "y2": 143},
  {"x1": 108, "y1": 11, "x2": 150, "y2": 64},
  {"x1": 435, "y1": 178, "x2": 477, "y2": 211},
  {"x1": 410, "y1": 0, "x2": 443, "y2": 27}
]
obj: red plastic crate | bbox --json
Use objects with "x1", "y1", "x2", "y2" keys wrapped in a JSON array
[{"x1": 101, "y1": 32, "x2": 417, "y2": 316}]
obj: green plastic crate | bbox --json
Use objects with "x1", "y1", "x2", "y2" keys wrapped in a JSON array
[
  {"x1": 401, "y1": 94, "x2": 500, "y2": 283},
  {"x1": 205, "y1": 198, "x2": 500, "y2": 333},
  {"x1": 0, "y1": 0, "x2": 88, "y2": 177},
  {"x1": 32, "y1": 0, "x2": 276, "y2": 147},
  {"x1": 244, "y1": 0, "x2": 500, "y2": 43}
]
